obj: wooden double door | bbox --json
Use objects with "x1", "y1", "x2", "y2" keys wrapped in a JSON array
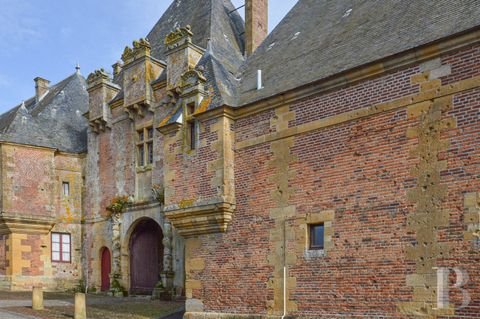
[{"x1": 129, "y1": 219, "x2": 164, "y2": 295}]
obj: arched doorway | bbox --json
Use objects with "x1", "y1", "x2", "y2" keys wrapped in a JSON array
[
  {"x1": 129, "y1": 218, "x2": 164, "y2": 295},
  {"x1": 100, "y1": 247, "x2": 111, "y2": 292}
]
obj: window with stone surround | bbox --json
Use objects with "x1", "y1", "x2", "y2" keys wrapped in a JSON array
[
  {"x1": 51, "y1": 232, "x2": 71, "y2": 263},
  {"x1": 137, "y1": 126, "x2": 154, "y2": 167},
  {"x1": 302, "y1": 210, "x2": 335, "y2": 259}
]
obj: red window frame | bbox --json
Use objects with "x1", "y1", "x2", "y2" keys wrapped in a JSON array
[{"x1": 51, "y1": 232, "x2": 71, "y2": 263}]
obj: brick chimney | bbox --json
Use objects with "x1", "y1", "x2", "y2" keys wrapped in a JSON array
[
  {"x1": 245, "y1": 0, "x2": 268, "y2": 56},
  {"x1": 34, "y1": 77, "x2": 50, "y2": 103}
]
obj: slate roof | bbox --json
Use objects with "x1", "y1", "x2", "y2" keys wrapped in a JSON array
[
  {"x1": 236, "y1": 0, "x2": 480, "y2": 106},
  {"x1": 0, "y1": 72, "x2": 89, "y2": 153},
  {"x1": 146, "y1": 0, "x2": 245, "y2": 74}
]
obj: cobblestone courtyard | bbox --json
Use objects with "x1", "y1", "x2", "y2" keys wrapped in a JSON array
[{"x1": 0, "y1": 291, "x2": 184, "y2": 319}]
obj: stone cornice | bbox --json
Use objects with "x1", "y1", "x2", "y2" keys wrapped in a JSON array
[
  {"x1": 0, "y1": 215, "x2": 55, "y2": 235},
  {"x1": 157, "y1": 122, "x2": 182, "y2": 134}
]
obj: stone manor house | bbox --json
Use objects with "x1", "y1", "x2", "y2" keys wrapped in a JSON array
[{"x1": 0, "y1": 0, "x2": 479, "y2": 318}]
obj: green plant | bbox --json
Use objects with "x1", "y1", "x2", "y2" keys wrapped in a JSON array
[{"x1": 106, "y1": 195, "x2": 130, "y2": 214}]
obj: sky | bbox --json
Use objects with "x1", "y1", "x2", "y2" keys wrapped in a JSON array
[{"x1": 0, "y1": 0, "x2": 297, "y2": 113}]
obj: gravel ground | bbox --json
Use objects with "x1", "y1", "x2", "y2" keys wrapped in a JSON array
[{"x1": 0, "y1": 291, "x2": 184, "y2": 319}]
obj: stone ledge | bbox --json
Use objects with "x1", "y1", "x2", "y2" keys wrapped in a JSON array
[
  {"x1": 0, "y1": 215, "x2": 55, "y2": 235},
  {"x1": 164, "y1": 202, "x2": 235, "y2": 237}
]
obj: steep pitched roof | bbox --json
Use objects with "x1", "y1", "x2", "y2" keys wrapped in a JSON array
[
  {"x1": 146, "y1": 0, "x2": 245, "y2": 73},
  {"x1": 0, "y1": 73, "x2": 89, "y2": 153},
  {"x1": 237, "y1": 0, "x2": 480, "y2": 106}
]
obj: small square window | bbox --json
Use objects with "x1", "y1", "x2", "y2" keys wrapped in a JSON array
[
  {"x1": 62, "y1": 182, "x2": 70, "y2": 197},
  {"x1": 309, "y1": 224, "x2": 324, "y2": 250}
]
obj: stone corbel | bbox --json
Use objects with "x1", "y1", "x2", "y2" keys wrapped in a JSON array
[
  {"x1": 88, "y1": 116, "x2": 110, "y2": 134},
  {"x1": 164, "y1": 202, "x2": 236, "y2": 237},
  {"x1": 124, "y1": 100, "x2": 153, "y2": 120}
]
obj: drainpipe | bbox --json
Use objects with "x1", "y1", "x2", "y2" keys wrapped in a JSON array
[
  {"x1": 281, "y1": 265, "x2": 287, "y2": 319},
  {"x1": 282, "y1": 219, "x2": 288, "y2": 319}
]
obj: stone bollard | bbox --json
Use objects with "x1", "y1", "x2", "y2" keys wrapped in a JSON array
[
  {"x1": 74, "y1": 292, "x2": 87, "y2": 319},
  {"x1": 32, "y1": 286, "x2": 44, "y2": 310}
]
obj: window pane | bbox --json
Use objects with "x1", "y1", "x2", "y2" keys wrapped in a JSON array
[
  {"x1": 52, "y1": 243, "x2": 60, "y2": 252},
  {"x1": 311, "y1": 224, "x2": 324, "y2": 249},
  {"x1": 62, "y1": 182, "x2": 70, "y2": 196},
  {"x1": 147, "y1": 143, "x2": 153, "y2": 164},
  {"x1": 138, "y1": 131, "x2": 144, "y2": 141},
  {"x1": 62, "y1": 234, "x2": 70, "y2": 244},
  {"x1": 147, "y1": 127, "x2": 153, "y2": 139},
  {"x1": 62, "y1": 253, "x2": 70, "y2": 262},
  {"x1": 52, "y1": 252, "x2": 60, "y2": 261},
  {"x1": 138, "y1": 145, "x2": 145, "y2": 166},
  {"x1": 189, "y1": 121, "x2": 196, "y2": 150},
  {"x1": 62, "y1": 243, "x2": 70, "y2": 253},
  {"x1": 52, "y1": 234, "x2": 60, "y2": 243}
]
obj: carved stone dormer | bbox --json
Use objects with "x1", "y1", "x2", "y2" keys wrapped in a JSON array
[
  {"x1": 86, "y1": 69, "x2": 120, "y2": 133},
  {"x1": 180, "y1": 67, "x2": 207, "y2": 112},
  {"x1": 164, "y1": 26, "x2": 204, "y2": 91},
  {"x1": 121, "y1": 38, "x2": 165, "y2": 120}
]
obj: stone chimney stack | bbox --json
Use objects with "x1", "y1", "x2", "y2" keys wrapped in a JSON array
[
  {"x1": 34, "y1": 77, "x2": 50, "y2": 103},
  {"x1": 245, "y1": 0, "x2": 268, "y2": 56}
]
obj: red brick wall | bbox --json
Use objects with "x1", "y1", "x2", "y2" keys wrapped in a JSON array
[
  {"x1": 1, "y1": 146, "x2": 55, "y2": 217},
  {"x1": 186, "y1": 43, "x2": 480, "y2": 318}
]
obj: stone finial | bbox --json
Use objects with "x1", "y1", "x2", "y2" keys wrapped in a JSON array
[
  {"x1": 164, "y1": 25, "x2": 193, "y2": 50},
  {"x1": 112, "y1": 61, "x2": 123, "y2": 76},
  {"x1": 121, "y1": 38, "x2": 151, "y2": 64},
  {"x1": 86, "y1": 68, "x2": 110, "y2": 86}
]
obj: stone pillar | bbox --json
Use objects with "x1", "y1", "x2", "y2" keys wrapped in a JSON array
[
  {"x1": 74, "y1": 293, "x2": 87, "y2": 319},
  {"x1": 111, "y1": 212, "x2": 122, "y2": 279},
  {"x1": 161, "y1": 220, "x2": 175, "y2": 297},
  {"x1": 32, "y1": 286, "x2": 43, "y2": 310}
]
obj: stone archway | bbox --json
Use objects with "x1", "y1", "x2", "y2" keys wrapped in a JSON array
[{"x1": 129, "y1": 218, "x2": 164, "y2": 295}]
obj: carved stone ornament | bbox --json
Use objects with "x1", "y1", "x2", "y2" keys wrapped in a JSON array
[
  {"x1": 164, "y1": 25, "x2": 193, "y2": 49},
  {"x1": 181, "y1": 68, "x2": 207, "y2": 88},
  {"x1": 122, "y1": 38, "x2": 151, "y2": 63},
  {"x1": 87, "y1": 68, "x2": 109, "y2": 85}
]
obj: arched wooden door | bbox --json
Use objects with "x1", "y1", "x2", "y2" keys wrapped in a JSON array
[
  {"x1": 129, "y1": 219, "x2": 163, "y2": 295},
  {"x1": 100, "y1": 247, "x2": 111, "y2": 292}
]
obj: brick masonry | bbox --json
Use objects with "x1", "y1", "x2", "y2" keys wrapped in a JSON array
[{"x1": 178, "y1": 43, "x2": 480, "y2": 318}]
